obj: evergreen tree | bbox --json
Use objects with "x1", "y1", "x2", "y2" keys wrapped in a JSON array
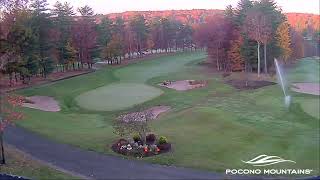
[
  {"x1": 129, "y1": 15, "x2": 149, "y2": 56},
  {"x1": 30, "y1": 0, "x2": 54, "y2": 77},
  {"x1": 97, "y1": 17, "x2": 113, "y2": 55},
  {"x1": 52, "y1": 1, "x2": 75, "y2": 71}
]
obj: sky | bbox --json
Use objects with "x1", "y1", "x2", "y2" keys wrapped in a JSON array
[{"x1": 47, "y1": 0, "x2": 320, "y2": 15}]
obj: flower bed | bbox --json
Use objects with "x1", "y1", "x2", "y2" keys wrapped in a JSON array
[{"x1": 111, "y1": 136, "x2": 171, "y2": 157}]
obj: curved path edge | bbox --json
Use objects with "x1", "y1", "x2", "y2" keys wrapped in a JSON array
[{"x1": 4, "y1": 126, "x2": 239, "y2": 180}]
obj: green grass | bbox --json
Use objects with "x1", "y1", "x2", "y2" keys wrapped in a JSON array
[
  {"x1": 295, "y1": 98, "x2": 320, "y2": 119},
  {"x1": 287, "y1": 56, "x2": 320, "y2": 83},
  {"x1": 16, "y1": 52, "x2": 319, "y2": 177},
  {"x1": 75, "y1": 83, "x2": 163, "y2": 111}
]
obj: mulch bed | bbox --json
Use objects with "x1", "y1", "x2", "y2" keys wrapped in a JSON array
[
  {"x1": 159, "y1": 80, "x2": 208, "y2": 91},
  {"x1": 226, "y1": 79, "x2": 276, "y2": 90},
  {"x1": 118, "y1": 106, "x2": 171, "y2": 123}
]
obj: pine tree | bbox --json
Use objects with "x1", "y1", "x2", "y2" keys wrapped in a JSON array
[
  {"x1": 52, "y1": 1, "x2": 75, "y2": 70},
  {"x1": 97, "y1": 17, "x2": 113, "y2": 55},
  {"x1": 129, "y1": 15, "x2": 149, "y2": 56},
  {"x1": 30, "y1": 0, "x2": 54, "y2": 76}
]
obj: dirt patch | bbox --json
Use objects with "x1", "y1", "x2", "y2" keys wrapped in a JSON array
[
  {"x1": 291, "y1": 83, "x2": 320, "y2": 95},
  {"x1": 119, "y1": 106, "x2": 171, "y2": 123},
  {"x1": 159, "y1": 80, "x2": 207, "y2": 91},
  {"x1": 226, "y1": 80, "x2": 276, "y2": 90},
  {"x1": 22, "y1": 96, "x2": 60, "y2": 112}
]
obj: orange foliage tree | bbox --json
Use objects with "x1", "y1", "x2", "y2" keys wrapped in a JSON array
[
  {"x1": 0, "y1": 94, "x2": 24, "y2": 164},
  {"x1": 228, "y1": 33, "x2": 245, "y2": 71}
]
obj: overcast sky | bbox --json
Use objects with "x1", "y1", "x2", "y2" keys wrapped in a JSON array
[{"x1": 47, "y1": 0, "x2": 320, "y2": 14}]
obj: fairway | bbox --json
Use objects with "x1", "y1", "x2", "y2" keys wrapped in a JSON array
[
  {"x1": 298, "y1": 98, "x2": 320, "y2": 119},
  {"x1": 16, "y1": 53, "x2": 320, "y2": 176},
  {"x1": 76, "y1": 83, "x2": 163, "y2": 111}
]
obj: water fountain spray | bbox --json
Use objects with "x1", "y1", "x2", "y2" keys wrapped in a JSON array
[{"x1": 274, "y1": 58, "x2": 291, "y2": 107}]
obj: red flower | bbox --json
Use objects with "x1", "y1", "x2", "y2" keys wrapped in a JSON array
[
  {"x1": 156, "y1": 147, "x2": 160, "y2": 152},
  {"x1": 144, "y1": 147, "x2": 148, "y2": 152}
]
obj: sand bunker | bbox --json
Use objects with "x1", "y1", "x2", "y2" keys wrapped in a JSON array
[
  {"x1": 159, "y1": 80, "x2": 207, "y2": 91},
  {"x1": 119, "y1": 106, "x2": 171, "y2": 123},
  {"x1": 291, "y1": 83, "x2": 320, "y2": 96},
  {"x1": 23, "y1": 96, "x2": 61, "y2": 112}
]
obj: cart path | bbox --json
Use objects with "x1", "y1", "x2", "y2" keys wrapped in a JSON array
[{"x1": 5, "y1": 126, "x2": 244, "y2": 180}]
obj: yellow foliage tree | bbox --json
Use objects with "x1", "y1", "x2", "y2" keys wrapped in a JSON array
[
  {"x1": 101, "y1": 35, "x2": 123, "y2": 64},
  {"x1": 65, "y1": 40, "x2": 77, "y2": 70},
  {"x1": 276, "y1": 21, "x2": 292, "y2": 62}
]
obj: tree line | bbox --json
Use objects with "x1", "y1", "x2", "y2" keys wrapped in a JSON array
[
  {"x1": 0, "y1": 0, "x2": 194, "y2": 86},
  {"x1": 194, "y1": 0, "x2": 319, "y2": 76},
  {"x1": 1, "y1": 0, "x2": 319, "y2": 86}
]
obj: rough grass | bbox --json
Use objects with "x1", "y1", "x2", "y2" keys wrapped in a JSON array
[
  {"x1": 0, "y1": 145, "x2": 78, "y2": 180},
  {"x1": 16, "y1": 53, "x2": 319, "y2": 177}
]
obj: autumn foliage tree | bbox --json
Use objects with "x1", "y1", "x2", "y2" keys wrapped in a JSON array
[
  {"x1": 276, "y1": 21, "x2": 292, "y2": 63},
  {"x1": 101, "y1": 34, "x2": 123, "y2": 64},
  {"x1": 194, "y1": 0, "x2": 294, "y2": 75},
  {"x1": 1, "y1": 0, "x2": 318, "y2": 88},
  {"x1": 73, "y1": 5, "x2": 97, "y2": 69},
  {"x1": 0, "y1": 94, "x2": 24, "y2": 164},
  {"x1": 244, "y1": 7, "x2": 272, "y2": 77},
  {"x1": 194, "y1": 15, "x2": 232, "y2": 71},
  {"x1": 228, "y1": 32, "x2": 245, "y2": 71},
  {"x1": 64, "y1": 40, "x2": 77, "y2": 70}
]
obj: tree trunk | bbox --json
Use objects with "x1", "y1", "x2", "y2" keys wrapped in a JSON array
[
  {"x1": 264, "y1": 43, "x2": 267, "y2": 74},
  {"x1": 15, "y1": 72, "x2": 18, "y2": 82},
  {"x1": 0, "y1": 132, "x2": 5, "y2": 164},
  {"x1": 139, "y1": 131, "x2": 146, "y2": 144},
  {"x1": 9, "y1": 74, "x2": 13, "y2": 87},
  {"x1": 257, "y1": 41, "x2": 261, "y2": 77}
]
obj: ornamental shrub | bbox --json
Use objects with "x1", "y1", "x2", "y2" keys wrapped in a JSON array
[{"x1": 158, "y1": 136, "x2": 168, "y2": 145}]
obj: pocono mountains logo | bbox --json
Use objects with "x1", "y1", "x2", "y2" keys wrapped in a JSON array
[
  {"x1": 225, "y1": 154, "x2": 314, "y2": 176},
  {"x1": 241, "y1": 154, "x2": 296, "y2": 166}
]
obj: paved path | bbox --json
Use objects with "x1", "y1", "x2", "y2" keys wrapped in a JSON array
[{"x1": 5, "y1": 126, "x2": 236, "y2": 180}]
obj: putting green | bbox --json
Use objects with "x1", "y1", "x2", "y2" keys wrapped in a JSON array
[{"x1": 75, "y1": 83, "x2": 163, "y2": 111}]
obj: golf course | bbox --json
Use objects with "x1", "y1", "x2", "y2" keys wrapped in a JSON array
[{"x1": 15, "y1": 52, "x2": 319, "y2": 175}]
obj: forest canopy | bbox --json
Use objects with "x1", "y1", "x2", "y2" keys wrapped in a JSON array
[{"x1": 1, "y1": 0, "x2": 319, "y2": 86}]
